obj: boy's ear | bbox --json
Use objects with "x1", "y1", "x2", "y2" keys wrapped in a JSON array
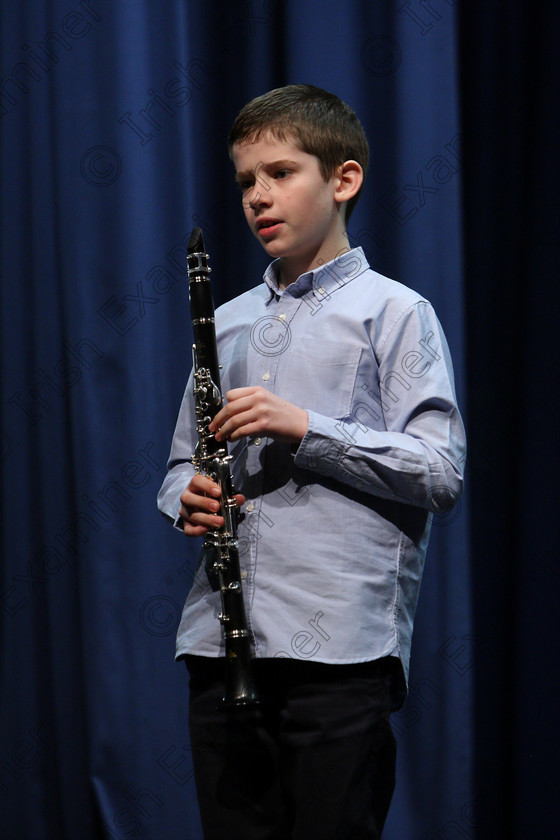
[{"x1": 334, "y1": 160, "x2": 363, "y2": 206}]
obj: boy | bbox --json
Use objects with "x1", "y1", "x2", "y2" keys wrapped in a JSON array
[{"x1": 158, "y1": 84, "x2": 466, "y2": 839}]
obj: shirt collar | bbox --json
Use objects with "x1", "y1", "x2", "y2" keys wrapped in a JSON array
[{"x1": 262, "y1": 247, "x2": 369, "y2": 304}]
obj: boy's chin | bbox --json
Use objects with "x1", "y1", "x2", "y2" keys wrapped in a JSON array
[{"x1": 258, "y1": 240, "x2": 288, "y2": 259}]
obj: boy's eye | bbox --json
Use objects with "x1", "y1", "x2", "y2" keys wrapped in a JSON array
[
  {"x1": 274, "y1": 170, "x2": 289, "y2": 179},
  {"x1": 237, "y1": 180, "x2": 254, "y2": 192}
]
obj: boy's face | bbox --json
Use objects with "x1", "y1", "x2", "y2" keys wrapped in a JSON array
[{"x1": 232, "y1": 134, "x2": 346, "y2": 284}]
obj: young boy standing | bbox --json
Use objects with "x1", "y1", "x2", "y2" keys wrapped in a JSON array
[{"x1": 158, "y1": 85, "x2": 466, "y2": 839}]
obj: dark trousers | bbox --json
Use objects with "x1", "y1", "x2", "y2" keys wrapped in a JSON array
[{"x1": 185, "y1": 656, "x2": 397, "y2": 840}]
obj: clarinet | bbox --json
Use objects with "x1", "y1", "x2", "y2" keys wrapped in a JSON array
[{"x1": 186, "y1": 227, "x2": 259, "y2": 708}]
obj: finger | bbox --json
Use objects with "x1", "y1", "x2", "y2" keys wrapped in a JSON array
[
  {"x1": 214, "y1": 409, "x2": 259, "y2": 441},
  {"x1": 221, "y1": 421, "x2": 265, "y2": 442},
  {"x1": 179, "y1": 494, "x2": 222, "y2": 520},
  {"x1": 182, "y1": 521, "x2": 209, "y2": 537},
  {"x1": 187, "y1": 474, "x2": 222, "y2": 497},
  {"x1": 180, "y1": 479, "x2": 221, "y2": 508},
  {"x1": 180, "y1": 494, "x2": 245, "y2": 537},
  {"x1": 209, "y1": 405, "x2": 237, "y2": 433},
  {"x1": 224, "y1": 387, "x2": 259, "y2": 400},
  {"x1": 181, "y1": 507, "x2": 224, "y2": 532},
  {"x1": 210, "y1": 393, "x2": 257, "y2": 432},
  {"x1": 182, "y1": 518, "x2": 220, "y2": 537}
]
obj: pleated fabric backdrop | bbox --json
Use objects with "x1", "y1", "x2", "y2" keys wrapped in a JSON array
[{"x1": 2, "y1": 1, "x2": 556, "y2": 838}]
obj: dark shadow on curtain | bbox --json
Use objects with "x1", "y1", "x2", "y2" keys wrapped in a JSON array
[{"x1": 460, "y1": 0, "x2": 560, "y2": 836}]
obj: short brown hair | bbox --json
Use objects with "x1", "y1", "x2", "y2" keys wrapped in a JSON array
[{"x1": 228, "y1": 84, "x2": 369, "y2": 220}]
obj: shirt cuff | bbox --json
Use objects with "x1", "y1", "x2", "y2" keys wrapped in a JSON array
[{"x1": 294, "y1": 410, "x2": 347, "y2": 476}]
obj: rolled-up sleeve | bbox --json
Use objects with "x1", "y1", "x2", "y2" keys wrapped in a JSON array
[
  {"x1": 157, "y1": 371, "x2": 197, "y2": 528},
  {"x1": 295, "y1": 301, "x2": 466, "y2": 512}
]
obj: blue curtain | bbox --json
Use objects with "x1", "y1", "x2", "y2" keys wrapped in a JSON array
[
  {"x1": 460, "y1": 2, "x2": 559, "y2": 837},
  {"x1": 4, "y1": 0, "x2": 553, "y2": 837}
]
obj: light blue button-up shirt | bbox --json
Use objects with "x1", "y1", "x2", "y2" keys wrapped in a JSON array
[{"x1": 157, "y1": 247, "x2": 466, "y2": 704}]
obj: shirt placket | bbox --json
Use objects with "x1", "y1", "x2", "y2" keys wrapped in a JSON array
[{"x1": 240, "y1": 292, "x2": 303, "y2": 644}]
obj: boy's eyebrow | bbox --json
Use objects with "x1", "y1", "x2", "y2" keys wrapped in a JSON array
[{"x1": 234, "y1": 159, "x2": 299, "y2": 182}]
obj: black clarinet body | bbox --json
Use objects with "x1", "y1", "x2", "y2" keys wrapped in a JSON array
[{"x1": 186, "y1": 227, "x2": 259, "y2": 709}]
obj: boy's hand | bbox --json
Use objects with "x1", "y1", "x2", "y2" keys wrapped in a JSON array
[
  {"x1": 179, "y1": 474, "x2": 246, "y2": 537},
  {"x1": 209, "y1": 387, "x2": 309, "y2": 445}
]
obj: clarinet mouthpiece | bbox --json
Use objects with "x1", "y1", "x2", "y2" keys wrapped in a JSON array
[{"x1": 188, "y1": 227, "x2": 204, "y2": 254}]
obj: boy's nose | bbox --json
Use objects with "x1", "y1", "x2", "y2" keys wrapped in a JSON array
[{"x1": 249, "y1": 190, "x2": 272, "y2": 211}]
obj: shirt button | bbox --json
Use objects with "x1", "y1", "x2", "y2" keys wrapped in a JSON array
[
  {"x1": 279, "y1": 313, "x2": 286, "y2": 321},
  {"x1": 317, "y1": 286, "x2": 326, "y2": 294},
  {"x1": 254, "y1": 437, "x2": 262, "y2": 446},
  {"x1": 241, "y1": 570, "x2": 247, "y2": 580},
  {"x1": 262, "y1": 372, "x2": 270, "y2": 381},
  {"x1": 246, "y1": 502, "x2": 255, "y2": 512}
]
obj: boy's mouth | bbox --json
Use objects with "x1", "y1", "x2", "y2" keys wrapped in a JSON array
[{"x1": 256, "y1": 218, "x2": 283, "y2": 238}]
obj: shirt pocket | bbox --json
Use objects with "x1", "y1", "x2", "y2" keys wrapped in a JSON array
[{"x1": 284, "y1": 338, "x2": 362, "y2": 418}]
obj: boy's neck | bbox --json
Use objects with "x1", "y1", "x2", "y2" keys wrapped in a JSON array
[{"x1": 278, "y1": 233, "x2": 352, "y2": 289}]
